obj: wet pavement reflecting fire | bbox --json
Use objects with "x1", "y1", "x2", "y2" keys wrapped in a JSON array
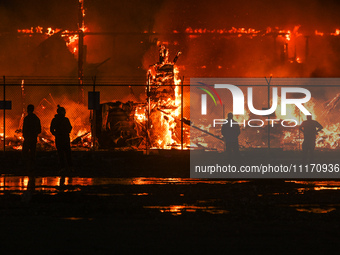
[
  {"x1": 1, "y1": 176, "x2": 340, "y2": 215},
  {"x1": 0, "y1": 176, "x2": 248, "y2": 192}
]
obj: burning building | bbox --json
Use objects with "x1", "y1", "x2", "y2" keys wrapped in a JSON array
[
  {"x1": 2, "y1": 0, "x2": 340, "y2": 151},
  {"x1": 92, "y1": 45, "x2": 188, "y2": 150}
]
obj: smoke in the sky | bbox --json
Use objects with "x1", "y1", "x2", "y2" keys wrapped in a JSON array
[{"x1": 1, "y1": 0, "x2": 340, "y2": 77}]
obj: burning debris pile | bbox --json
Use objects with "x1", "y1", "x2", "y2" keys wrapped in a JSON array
[
  {"x1": 94, "y1": 101, "x2": 145, "y2": 149},
  {"x1": 95, "y1": 45, "x2": 189, "y2": 149}
]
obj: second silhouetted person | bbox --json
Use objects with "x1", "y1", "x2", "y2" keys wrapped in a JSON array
[
  {"x1": 50, "y1": 105, "x2": 73, "y2": 171},
  {"x1": 221, "y1": 112, "x2": 240, "y2": 157},
  {"x1": 299, "y1": 115, "x2": 323, "y2": 162}
]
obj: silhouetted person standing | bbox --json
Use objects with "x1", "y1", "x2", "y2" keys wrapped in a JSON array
[
  {"x1": 22, "y1": 104, "x2": 41, "y2": 170},
  {"x1": 221, "y1": 113, "x2": 240, "y2": 157},
  {"x1": 50, "y1": 105, "x2": 73, "y2": 171},
  {"x1": 299, "y1": 115, "x2": 323, "y2": 162}
]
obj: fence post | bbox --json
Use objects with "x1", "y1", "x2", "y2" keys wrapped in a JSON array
[
  {"x1": 299, "y1": 111, "x2": 301, "y2": 151},
  {"x1": 3, "y1": 76, "x2": 5, "y2": 153},
  {"x1": 146, "y1": 74, "x2": 150, "y2": 154},
  {"x1": 92, "y1": 76, "x2": 96, "y2": 152},
  {"x1": 268, "y1": 83, "x2": 270, "y2": 150},
  {"x1": 265, "y1": 77, "x2": 272, "y2": 150},
  {"x1": 181, "y1": 77, "x2": 184, "y2": 150},
  {"x1": 223, "y1": 104, "x2": 226, "y2": 152}
]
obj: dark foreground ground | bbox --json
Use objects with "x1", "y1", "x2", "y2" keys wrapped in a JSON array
[{"x1": 1, "y1": 150, "x2": 340, "y2": 254}]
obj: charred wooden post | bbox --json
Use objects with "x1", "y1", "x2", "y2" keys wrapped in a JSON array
[
  {"x1": 173, "y1": 51, "x2": 182, "y2": 64},
  {"x1": 285, "y1": 43, "x2": 288, "y2": 62},
  {"x1": 78, "y1": 0, "x2": 85, "y2": 104},
  {"x1": 146, "y1": 73, "x2": 151, "y2": 152}
]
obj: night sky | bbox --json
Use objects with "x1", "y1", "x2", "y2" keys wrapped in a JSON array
[{"x1": 1, "y1": 0, "x2": 340, "y2": 77}]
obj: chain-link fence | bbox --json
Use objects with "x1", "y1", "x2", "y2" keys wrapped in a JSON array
[
  {"x1": 0, "y1": 77, "x2": 191, "y2": 152},
  {"x1": 2, "y1": 77, "x2": 340, "y2": 152}
]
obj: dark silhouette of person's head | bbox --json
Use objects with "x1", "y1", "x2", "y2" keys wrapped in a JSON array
[
  {"x1": 307, "y1": 115, "x2": 312, "y2": 121},
  {"x1": 227, "y1": 112, "x2": 233, "y2": 120},
  {"x1": 27, "y1": 104, "x2": 34, "y2": 113},
  {"x1": 57, "y1": 105, "x2": 66, "y2": 116}
]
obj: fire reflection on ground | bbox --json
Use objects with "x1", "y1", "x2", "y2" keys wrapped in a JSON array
[
  {"x1": 1, "y1": 176, "x2": 340, "y2": 215},
  {"x1": 0, "y1": 176, "x2": 248, "y2": 193},
  {"x1": 288, "y1": 204, "x2": 337, "y2": 214},
  {"x1": 0, "y1": 176, "x2": 93, "y2": 193},
  {"x1": 286, "y1": 180, "x2": 340, "y2": 190},
  {"x1": 144, "y1": 205, "x2": 229, "y2": 215}
]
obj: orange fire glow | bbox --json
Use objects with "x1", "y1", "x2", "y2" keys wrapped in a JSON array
[{"x1": 17, "y1": 26, "x2": 88, "y2": 56}]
